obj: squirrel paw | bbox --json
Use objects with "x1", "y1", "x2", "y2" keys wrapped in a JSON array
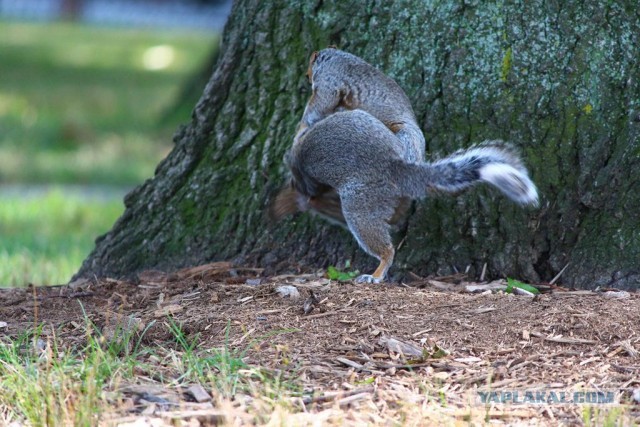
[{"x1": 356, "y1": 274, "x2": 382, "y2": 284}]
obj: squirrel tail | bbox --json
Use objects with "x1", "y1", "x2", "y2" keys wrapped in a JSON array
[
  {"x1": 400, "y1": 142, "x2": 539, "y2": 206},
  {"x1": 268, "y1": 185, "x2": 308, "y2": 222},
  {"x1": 268, "y1": 185, "x2": 347, "y2": 225}
]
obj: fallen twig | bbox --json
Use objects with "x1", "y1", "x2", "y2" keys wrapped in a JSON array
[
  {"x1": 530, "y1": 331, "x2": 597, "y2": 345},
  {"x1": 337, "y1": 392, "x2": 372, "y2": 407},
  {"x1": 302, "y1": 308, "x2": 352, "y2": 320},
  {"x1": 301, "y1": 387, "x2": 375, "y2": 405},
  {"x1": 549, "y1": 263, "x2": 570, "y2": 285}
]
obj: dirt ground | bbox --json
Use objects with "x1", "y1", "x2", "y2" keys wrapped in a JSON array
[{"x1": 1, "y1": 262, "x2": 639, "y2": 426}]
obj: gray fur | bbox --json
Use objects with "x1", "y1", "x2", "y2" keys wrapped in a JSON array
[{"x1": 286, "y1": 109, "x2": 539, "y2": 281}]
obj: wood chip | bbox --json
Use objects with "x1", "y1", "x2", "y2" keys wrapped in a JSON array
[
  {"x1": 67, "y1": 278, "x2": 90, "y2": 289},
  {"x1": 619, "y1": 340, "x2": 639, "y2": 358},
  {"x1": 606, "y1": 346, "x2": 624, "y2": 358},
  {"x1": 137, "y1": 270, "x2": 170, "y2": 283},
  {"x1": 379, "y1": 336, "x2": 423, "y2": 358},
  {"x1": 431, "y1": 273, "x2": 467, "y2": 283},
  {"x1": 255, "y1": 309, "x2": 283, "y2": 315},
  {"x1": 512, "y1": 287, "x2": 535, "y2": 297},
  {"x1": 465, "y1": 281, "x2": 507, "y2": 293},
  {"x1": 478, "y1": 377, "x2": 521, "y2": 390},
  {"x1": 336, "y1": 357, "x2": 364, "y2": 370},
  {"x1": 293, "y1": 279, "x2": 331, "y2": 288},
  {"x1": 554, "y1": 291, "x2": 598, "y2": 296},
  {"x1": 153, "y1": 304, "x2": 183, "y2": 317},
  {"x1": 156, "y1": 409, "x2": 226, "y2": 423},
  {"x1": 454, "y1": 356, "x2": 483, "y2": 364},
  {"x1": 458, "y1": 409, "x2": 536, "y2": 419},
  {"x1": 141, "y1": 402, "x2": 156, "y2": 415},
  {"x1": 612, "y1": 364, "x2": 640, "y2": 373},
  {"x1": 300, "y1": 387, "x2": 375, "y2": 405},
  {"x1": 578, "y1": 356, "x2": 599, "y2": 366},
  {"x1": 187, "y1": 384, "x2": 211, "y2": 403},
  {"x1": 175, "y1": 261, "x2": 233, "y2": 280},
  {"x1": 462, "y1": 373, "x2": 489, "y2": 385},
  {"x1": 337, "y1": 392, "x2": 372, "y2": 407},
  {"x1": 120, "y1": 384, "x2": 181, "y2": 405},
  {"x1": 602, "y1": 291, "x2": 631, "y2": 299},
  {"x1": 470, "y1": 306, "x2": 498, "y2": 314},
  {"x1": 425, "y1": 280, "x2": 458, "y2": 291},
  {"x1": 433, "y1": 371, "x2": 449, "y2": 380},
  {"x1": 530, "y1": 331, "x2": 597, "y2": 345},
  {"x1": 275, "y1": 285, "x2": 301, "y2": 300},
  {"x1": 302, "y1": 308, "x2": 351, "y2": 320}
]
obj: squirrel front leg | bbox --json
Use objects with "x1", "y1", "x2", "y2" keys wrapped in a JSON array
[
  {"x1": 293, "y1": 121, "x2": 309, "y2": 146},
  {"x1": 299, "y1": 80, "x2": 345, "y2": 127},
  {"x1": 293, "y1": 90, "x2": 341, "y2": 147}
]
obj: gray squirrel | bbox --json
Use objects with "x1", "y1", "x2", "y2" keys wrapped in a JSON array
[
  {"x1": 285, "y1": 109, "x2": 538, "y2": 283},
  {"x1": 270, "y1": 48, "x2": 425, "y2": 224}
]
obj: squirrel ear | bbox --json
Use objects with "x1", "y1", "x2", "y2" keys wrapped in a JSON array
[{"x1": 306, "y1": 51, "x2": 319, "y2": 82}]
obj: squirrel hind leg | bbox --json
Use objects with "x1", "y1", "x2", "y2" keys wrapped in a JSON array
[
  {"x1": 356, "y1": 250, "x2": 393, "y2": 284},
  {"x1": 341, "y1": 192, "x2": 397, "y2": 283},
  {"x1": 355, "y1": 244, "x2": 394, "y2": 284}
]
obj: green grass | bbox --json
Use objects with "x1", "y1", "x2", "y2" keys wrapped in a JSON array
[
  {"x1": 0, "y1": 20, "x2": 217, "y2": 184},
  {"x1": 0, "y1": 319, "x2": 300, "y2": 425},
  {"x1": 0, "y1": 188, "x2": 124, "y2": 286},
  {"x1": 0, "y1": 20, "x2": 217, "y2": 285},
  {"x1": 0, "y1": 321, "x2": 135, "y2": 426},
  {"x1": 167, "y1": 319, "x2": 300, "y2": 399}
]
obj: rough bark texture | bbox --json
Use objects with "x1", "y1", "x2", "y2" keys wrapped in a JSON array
[{"x1": 76, "y1": 0, "x2": 640, "y2": 290}]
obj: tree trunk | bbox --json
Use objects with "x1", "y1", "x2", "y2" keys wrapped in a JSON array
[{"x1": 76, "y1": 0, "x2": 640, "y2": 290}]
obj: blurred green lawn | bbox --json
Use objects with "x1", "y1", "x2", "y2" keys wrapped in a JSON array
[
  {"x1": 0, "y1": 189, "x2": 124, "y2": 286},
  {"x1": 0, "y1": 20, "x2": 218, "y2": 286}
]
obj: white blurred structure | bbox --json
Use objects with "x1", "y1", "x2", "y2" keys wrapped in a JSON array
[{"x1": 0, "y1": 0, "x2": 232, "y2": 31}]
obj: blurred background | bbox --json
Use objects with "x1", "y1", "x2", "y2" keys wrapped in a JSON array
[{"x1": 0, "y1": 0, "x2": 232, "y2": 286}]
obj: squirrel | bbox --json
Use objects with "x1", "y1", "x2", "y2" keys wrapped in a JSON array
[
  {"x1": 285, "y1": 109, "x2": 539, "y2": 284},
  {"x1": 270, "y1": 48, "x2": 425, "y2": 224}
]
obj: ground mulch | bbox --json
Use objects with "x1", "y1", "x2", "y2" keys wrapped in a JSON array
[{"x1": 1, "y1": 262, "x2": 639, "y2": 425}]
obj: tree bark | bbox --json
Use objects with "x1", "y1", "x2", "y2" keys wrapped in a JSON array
[{"x1": 76, "y1": 0, "x2": 640, "y2": 290}]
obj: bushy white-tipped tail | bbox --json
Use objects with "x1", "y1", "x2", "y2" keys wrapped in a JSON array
[
  {"x1": 479, "y1": 163, "x2": 539, "y2": 206},
  {"x1": 452, "y1": 143, "x2": 539, "y2": 206},
  {"x1": 401, "y1": 142, "x2": 539, "y2": 206}
]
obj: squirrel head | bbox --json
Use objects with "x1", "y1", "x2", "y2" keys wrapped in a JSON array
[{"x1": 305, "y1": 46, "x2": 340, "y2": 83}]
